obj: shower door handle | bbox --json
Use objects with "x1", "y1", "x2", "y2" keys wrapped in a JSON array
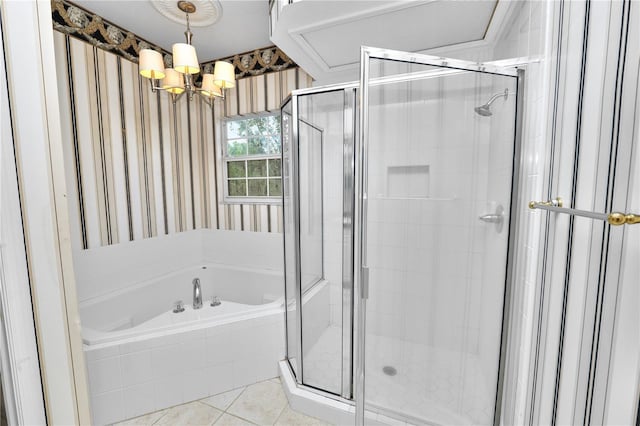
[
  {"x1": 479, "y1": 214, "x2": 502, "y2": 223},
  {"x1": 479, "y1": 205, "x2": 504, "y2": 232}
]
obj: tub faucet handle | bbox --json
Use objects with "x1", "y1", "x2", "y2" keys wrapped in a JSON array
[
  {"x1": 211, "y1": 296, "x2": 221, "y2": 307},
  {"x1": 173, "y1": 300, "x2": 185, "y2": 313}
]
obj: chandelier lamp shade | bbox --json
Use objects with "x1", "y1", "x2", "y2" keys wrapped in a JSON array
[{"x1": 138, "y1": 1, "x2": 235, "y2": 105}]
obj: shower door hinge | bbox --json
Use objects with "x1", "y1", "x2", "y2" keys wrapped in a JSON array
[{"x1": 361, "y1": 266, "x2": 369, "y2": 299}]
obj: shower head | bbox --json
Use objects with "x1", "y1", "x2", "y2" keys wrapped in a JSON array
[
  {"x1": 474, "y1": 89, "x2": 509, "y2": 117},
  {"x1": 474, "y1": 104, "x2": 493, "y2": 117}
]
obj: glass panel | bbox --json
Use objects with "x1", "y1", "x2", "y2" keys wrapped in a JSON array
[
  {"x1": 247, "y1": 179, "x2": 268, "y2": 196},
  {"x1": 245, "y1": 119, "x2": 262, "y2": 136},
  {"x1": 265, "y1": 136, "x2": 281, "y2": 154},
  {"x1": 228, "y1": 179, "x2": 246, "y2": 197},
  {"x1": 226, "y1": 120, "x2": 245, "y2": 138},
  {"x1": 268, "y1": 178, "x2": 282, "y2": 196},
  {"x1": 248, "y1": 137, "x2": 268, "y2": 155},
  {"x1": 269, "y1": 159, "x2": 282, "y2": 177},
  {"x1": 362, "y1": 55, "x2": 518, "y2": 425},
  {"x1": 247, "y1": 160, "x2": 267, "y2": 177},
  {"x1": 227, "y1": 139, "x2": 247, "y2": 157},
  {"x1": 298, "y1": 119, "x2": 322, "y2": 292},
  {"x1": 227, "y1": 161, "x2": 246, "y2": 178},
  {"x1": 281, "y1": 99, "x2": 299, "y2": 378},
  {"x1": 297, "y1": 90, "x2": 348, "y2": 396}
]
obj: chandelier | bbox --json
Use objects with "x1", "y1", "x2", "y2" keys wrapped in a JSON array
[{"x1": 138, "y1": 1, "x2": 235, "y2": 105}]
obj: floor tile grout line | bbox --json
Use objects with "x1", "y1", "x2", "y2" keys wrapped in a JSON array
[
  {"x1": 150, "y1": 410, "x2": 168, "y2": 425},
  {"x1": 119, "y1": 378, "x2": 289, "y2": 426},
  {"x1": 219, "y1": 411, "x2": 258, "y2": 425},
  {"x1": 200, "y1": 384, "x2": 248, "y2": 411},
  {"x1": 223, "y1": 385, "x2": 248, "y2": 411},
  {"x1": 208, "y1": 405, "x2": 223, "y2": 426},
  {"x1": 271, "y1": 401, "x2": 289, "y2": 426},
  {"x1": 223, "y1": 380, "x2": 284, "y2": 426}
]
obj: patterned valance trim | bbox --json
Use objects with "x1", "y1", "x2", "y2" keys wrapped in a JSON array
[
  {"x1": 201, "y1": 46, "x2": 297, "y2": 78},
  {"x1": 51, "y1": 0, "x2": 169, "y2": 64},
  {"x1": 51, "y1": 0, "x2": 298, "y2": 78}
]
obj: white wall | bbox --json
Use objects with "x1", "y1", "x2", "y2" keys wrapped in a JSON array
[{"x1": 74, "y1": 229, "x2": 284, "y2": 304}]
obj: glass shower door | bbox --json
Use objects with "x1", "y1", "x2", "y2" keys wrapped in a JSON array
[
  {"x1": 358, "y1": 48, "x2": 522, "y2": 425},
  {"x1": 282, "y1": 87, "x2": 358, "y2": 398}
]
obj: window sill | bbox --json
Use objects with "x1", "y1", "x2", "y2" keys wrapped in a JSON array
[{"x1": 223, "y1": 197, "x2": 283, "y2": 205}]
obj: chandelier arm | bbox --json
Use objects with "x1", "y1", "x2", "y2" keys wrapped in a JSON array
[
  {"x1": 194, "y1": 91, "x2": 213, "y2": 108},
  {"x1": 171, "y1": 91, "x2": 187, "y2": 105},
  {"x1": 148, "y1": 79, "x2": 163, "y2": 93}
]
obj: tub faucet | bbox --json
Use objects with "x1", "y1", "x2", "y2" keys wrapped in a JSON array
[{"x1": 193, "y1": 278, "x2": 202, "y2": 309}]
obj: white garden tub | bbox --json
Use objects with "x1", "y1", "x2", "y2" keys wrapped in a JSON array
[
  {"x1": 81, "y1": 264, "x2": 285, "y2": 425},
  {"x1": 81, "y1": 263, "x2": 283, "y2": 345}
]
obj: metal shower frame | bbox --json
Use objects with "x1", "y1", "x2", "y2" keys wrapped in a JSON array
[{"x1": 280, "y1": 46, "x2": 526, "y2": 426}]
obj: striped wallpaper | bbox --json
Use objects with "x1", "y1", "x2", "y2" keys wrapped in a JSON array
[{"x1": 53, "y1": 31, "x2": 312, "y2": 250}]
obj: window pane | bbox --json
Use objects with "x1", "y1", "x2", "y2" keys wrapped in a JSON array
[
  {"x1": 268, "y1": 115, "x2": 281, "y2": 134},
  {"x1": 227, "y1": 139, "x2": 248, "y2": 157},
  {"x1": 227, "y1": 161, "x2": 246, "y2": 178},
  {"x1": 248, "y1": 179, "x2": 268, "y2": 196},
  {"x1": 268, "y1": 159, "x2": 281, "y2": 177},
  {"x1": 228, "y1": 179, "x2": 247, "y2": 196},
  {"x1": 246, "y1": 118, "x2": 263, "y2": 137},
  {"x1": 247, "y1": 136, "x2": 281, "y2": 155},
  {"x1": 269, "y1": 178, "x2": 282, "y2": 196},
  {"x1": 265, "y1": 136, "x2": 281, "y2": 154},
  {"x1": 248, "y1": 137, "x2": 269, "y2": 155},
  {"x1": 227, "y1": 121, "x2": 245, "y2": 138},
  {"x1": 247, "y1": 160, "x2": 267, "y2": 177}
]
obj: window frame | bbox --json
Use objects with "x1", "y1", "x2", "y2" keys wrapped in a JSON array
[{"x1": 221, "y1": 112, "x2": 283, "y2": 205}]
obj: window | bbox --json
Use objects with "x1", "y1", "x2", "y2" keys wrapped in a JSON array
[{"x1": 223, "y1": 114, "x2": 282, "y2": 203}]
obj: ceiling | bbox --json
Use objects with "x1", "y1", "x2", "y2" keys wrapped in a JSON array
[
  {"x1": 300, "y1": 1, "x2": 497, "y2": 68},
  {"x1": 73, "y1": 0, "x2": 511, "y2": 84},
  {"x1": 72, "y1": 0, "x2": 272, "y2": 61},
  {"x1": 270, "y1": 0, "x2": 509, "y2": 84}
]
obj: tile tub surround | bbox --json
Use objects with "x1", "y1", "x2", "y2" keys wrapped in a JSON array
[
  {"x1": 115, "y1": 379, "x2": 332, "y2": 426},
  {"x1": 74, "y1": 229, "x2": 285, "y2": 303},
  {"x1": 86, "y1": 313, "x2": 284, "y2": 425}
]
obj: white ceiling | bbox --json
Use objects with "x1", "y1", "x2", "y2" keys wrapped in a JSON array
[
  {"x1": 270, "y1": 0, "x2": 507, "y2": 84},
  {"x1": 300, "y1": 1, "x2": 497, "y2": 68},
  {"x1": 72, "y1": 0, "x2": 272, "y2": 61}
]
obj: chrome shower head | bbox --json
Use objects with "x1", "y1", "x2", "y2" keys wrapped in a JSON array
[
  {"x1": 474, "y1": 89, "x2": 509, "y2": 117},
  {"x1": 474, "y1": 104, "x2": 493, "y2": 117}
]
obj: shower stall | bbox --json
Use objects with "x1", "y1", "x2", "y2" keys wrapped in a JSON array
[{"x1": 281, "y1": 48, "x2": 523, "y2": 425}]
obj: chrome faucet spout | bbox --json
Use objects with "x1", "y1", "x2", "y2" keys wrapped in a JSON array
[{"x1": 193, "y1": 278, "x2": 202, "y2": 309}]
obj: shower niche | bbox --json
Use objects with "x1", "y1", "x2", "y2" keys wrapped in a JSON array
[{"x1": 281, "y1": 48, "x2": 523, "y2": 425}]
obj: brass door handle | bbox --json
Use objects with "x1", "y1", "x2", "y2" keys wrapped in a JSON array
[
  {"x1": 529, "y1": 198, "x2": 639, "y2": 226},
  {"x1": 607, "y1": 213, "x2": 640, "y2": 226}
]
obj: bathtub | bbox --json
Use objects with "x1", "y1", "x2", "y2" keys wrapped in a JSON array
[{"x1": 81, "y1": 264, "x2": 285, "y2": 425}]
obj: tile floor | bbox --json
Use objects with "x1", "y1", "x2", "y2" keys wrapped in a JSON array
[{"x1": 113, "y1": 378, "x2": 332, "y2": 426}]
